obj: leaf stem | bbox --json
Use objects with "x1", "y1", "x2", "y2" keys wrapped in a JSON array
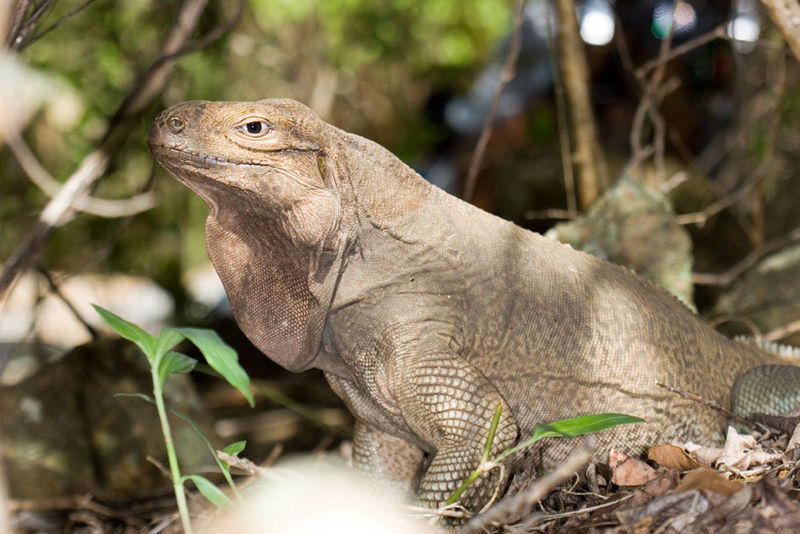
[{"x1": 152, "y1": 367, "x2": 193, "y2": 534}]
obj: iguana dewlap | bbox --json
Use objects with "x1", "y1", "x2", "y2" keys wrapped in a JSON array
[{"x1": 148, "y1": 99, "x2": 799, "y2": 510}]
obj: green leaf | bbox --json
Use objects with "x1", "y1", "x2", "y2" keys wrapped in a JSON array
[
  {"x1": 93, "y1": 304, "x2": 157, "y2": 361},
  {"x1": 533, "y1": 413, "x2": 645, "y2": 441},
  {"x1": 495, "y1": 413, "x2": 645, "y2": 463},
  {"x1": 223, "y1": 440, "x2": 246, "y2": 455},
  {"x1": 157, "y1": 351, "x2": 197, "y2": 386},
  {"x1": 183, "y1": 475, "x2": 233, "y2": 509},
  {"x1": 175, "y1": 328, "x2": 254, "y2": 407},
  {"x1": 155, "y1": 329, "x2": 187, "y2": 363}
]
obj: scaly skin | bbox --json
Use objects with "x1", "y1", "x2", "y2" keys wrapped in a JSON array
[{"x1": 148, "y1": 99, "x2": 798, "y2": 511}]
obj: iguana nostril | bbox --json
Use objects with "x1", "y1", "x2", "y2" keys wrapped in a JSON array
[{"x1": 168, "y1": 117, "x2": 185, "y2": 133}]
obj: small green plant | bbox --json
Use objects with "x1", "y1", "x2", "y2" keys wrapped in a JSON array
[
  {"x1": 94, "y1": 305, "x2": 254, "y2": 534},
  {"x1": 445, "y1": 404, "x2": 644, "y2": 506}
]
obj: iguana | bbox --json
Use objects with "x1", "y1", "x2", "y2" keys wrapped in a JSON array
[{"x1": 147, "y1": 99, "x2": 800, "y2": 510}]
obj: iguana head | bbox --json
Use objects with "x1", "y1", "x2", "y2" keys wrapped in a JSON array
[{"x1": 148, "y1": 99, "x2": 344, "y2": 372}]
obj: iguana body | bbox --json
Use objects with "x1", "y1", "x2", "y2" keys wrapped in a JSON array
[{"x1": 148, "y1": 99, "x2": 798, "y2": 510}]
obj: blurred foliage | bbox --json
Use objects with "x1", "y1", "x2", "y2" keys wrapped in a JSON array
[
  {"x1": 4, "y1": 0, "x2": 800, "y2": 323},
  {"x1": 2, "y1": 0, "x2": 512, "y2": 317}
]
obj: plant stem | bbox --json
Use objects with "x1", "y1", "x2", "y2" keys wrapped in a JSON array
[{"x1": 152, "y1": 368, "x2": 194, "y2": 534}]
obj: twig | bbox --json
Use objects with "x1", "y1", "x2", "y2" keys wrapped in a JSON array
[
  {"x1": 146, "y1": 455, "x2": 173, "y2": 481},
  {"x1": 9, "y1": 495, "x2": 143, "y2": 525},
  {"x1": 764, "y1": 319, "x2": 800, "y2": 343},
  {"x1": 523, "y1": 208, "x2": 576, "y2": 221},
  {"x1": 692, "y1": 226, "x2": 800, "y2": 287},
  {"x1": 6, "y1": 135, "x2": 157, "y2": 218},
  {"x1": 460, "y1": 440, "x2": 595, "y2": 533},
  {"x1": 707, "y1": 315, "x2": 762, "y2": 338},
  {"x1": 3, "y1": 0, "x2": 32, "y2": 49},
  {"x1": 761, "y1": 0, "x2": 800, "y2": 62},
  {"x1": 622, "y1": 5, "x2": 677, "y2": 184},
  {"x1": 655, "y1": 382, "x2": 758, "y2": 430},
  {"x1": 405, "y1": 503, "x2": 470, "y2": 519},
  {"x1": 462, "y1": 0, "x2": 526, "y2": 202},
  {"x1": 537, "y1": 492, "x2": 634, "y2": 520},
  {"x1": 636, "y1": 25, "x2": 727, "y2": 79},
  {"x1": 4, "y1": 0, "x2": 54, "y2": 50},
  {"x1": 36, "y1": 266, "x2": 97, "y2": 338},
  {"x1": 20, "y1": 0, "x2": 98, "y2": 50}
]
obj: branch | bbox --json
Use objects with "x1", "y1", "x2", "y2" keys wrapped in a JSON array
[
  {"x1": 761, "y1": 0, "x2": 800, "y2": 62},
  {"x1": 462, "y1": 0, "x2": 527, "y2": 202},
  {"x1": 7, "y1": 134, "x2": 157, "y2": 217},
  {"x1": 460, "y1": 440, "x2": 595, "y2": 533},
  {"x1": 555, "y1": 0, "x2": 608, "y2": 210},
  {"x1": 0, "y1": 0, "x2": 243, "y2": 300},
  {"x1": 19, "y1": 0, "x2": 98, "y2": 50},
  {"x1": 655, "y1": 382, "x2": 758, "y2": 431},
  {"x1": 692, "y1": 226, "x2": 800, "y2": 287},
  {"x1": 764, "y1": 318, "x2": 800, "y2": 343},
  {"x1": 546, "y1": 8, "x2": 577, "y2": 213}
]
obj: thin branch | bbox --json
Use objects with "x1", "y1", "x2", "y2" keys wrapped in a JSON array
[
  {"x1": 6, "y1": 0, "x2": 55, "y2": 50},
  {"x1": 692, "y1": 226, "x2": 800, "y2": 287},
  {"x1": 3, "y1": 0, "x2": 32, "y2": 49},
  {"x1": 460, "y1": 440, "x2": 595, "y2": 533},
  {"x1": 462, "y1": 0, "x2": 526, "y2": 202},
  {"x1": 7, "y1": 134, "x2": 157, "y2": 218},
  {"x1": 536, "y1": 492, "x2": 634, "y2": 521},
  {"x1": 764, "y1": 319, "x2": 800, "y2": 342},
  {"x1": 636, "y1": 25, "x2": 726, "y2": 79},
  {"x1": 523, "y1": 208, "x2": 576, "y2": 221},
  {"x1": 19, "y1": 0, "x2": 98, "y2": 49},
  {"x1": 655, "y1": 382, "x2": 758, "y2": 430},
  {"x1": 36, "y1": 266, "x2": 97, "y2": 338},
  {"x1": 761, "y1": 0, "x2": 800, "y2": 62}
]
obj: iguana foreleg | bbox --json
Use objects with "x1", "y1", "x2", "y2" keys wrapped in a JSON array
[{"x1": 389, "y1": 350, "x2": 519, "y2": 508}]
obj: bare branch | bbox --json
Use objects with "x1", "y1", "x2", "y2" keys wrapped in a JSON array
[
  {"x1": 764, "y1": 319, "x2": 800, "y2": 343},
  {"x1": 462, "y1": 0, "x2": 527, "y2": 202},
  {"x1": 547, "y1": 10, "x2": 577, "y2": 213},
  {"x1": 761, "y1": 0, "x2": 800, "y2": 62},
  {"x1": 7, "y1": 134, "x2": 157, "y2": 218},
  {"x1": 460, "y1": 440, "x2": 595, "y2": 533},
  {"x1": 636, "y1": 25, "x2": 726, "y2": 80},
  {"x1": 656, "y1": 382, "x2": 758, "y2": 430},
  {"x1": 555, "y1": 0, "x2": 608, "y2": 209},
  {"x1": 692, "y1": 226, "x2": 800, "y2": 287},
  {"x1": 20, "y1": 0, "x2": 99, "y2": 50},
  {"x1": 36, "y1": 266, "x2": 97, "y2": 339}
]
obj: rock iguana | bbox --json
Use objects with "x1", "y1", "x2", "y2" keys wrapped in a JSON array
[{"x1": 147, "y1": 99, "x2": 800, "y2": 510}]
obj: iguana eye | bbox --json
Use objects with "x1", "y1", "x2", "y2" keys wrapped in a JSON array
[{"x1": 238, "y1": 120, "x2": 271, "y2": 137}]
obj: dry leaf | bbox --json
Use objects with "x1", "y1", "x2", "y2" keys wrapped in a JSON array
[
  {"x1": 609, "y1": 449, "x2": 657, "y2": 486},
  {"x1": 683, "y1": 441, "x2": 724, "y2": 466},
  {"x1": 674, "y1": 467, "x2": 744, "y2": 497},
  {"x1": 787, "y1": 422, "x2": 800, "y2": 451},
  {"x1": 718, "y1": 427, "x2": 784, "y2": 470},
  {"x1": 648, "y1": 444, "x2": 702, "y2": 471}
]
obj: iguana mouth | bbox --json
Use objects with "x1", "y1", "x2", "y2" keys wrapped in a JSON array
[{"x1": 148, "y1": 144, "x2": 272, "y2": 168}]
